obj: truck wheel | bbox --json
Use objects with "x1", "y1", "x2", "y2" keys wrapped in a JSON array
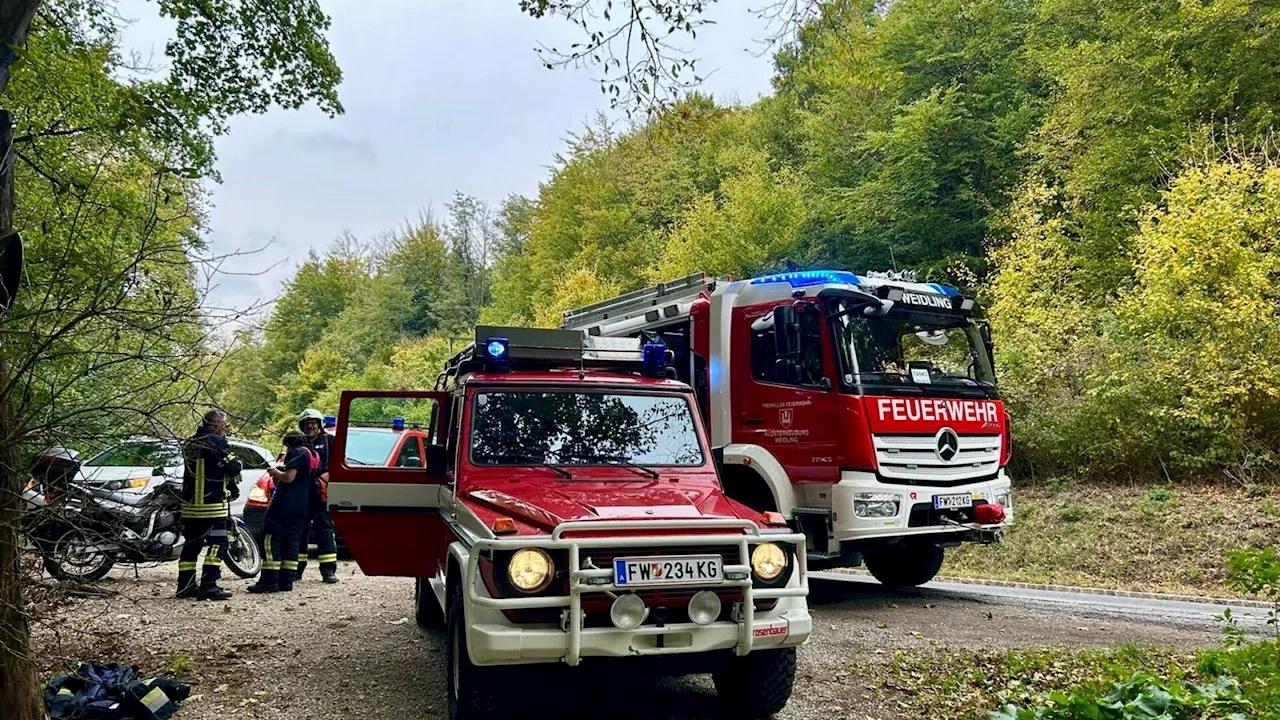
[
  {"x1": 713, "y1": 648, "x2": 797, "y2": 718},
  {"x1": 415, "y1": 577, "x2": 445, "y2": 630},
  {"x1": 865, "y1": 543, "x2": 945, "y2": 587},
  {"x1": 447, "y1": 578, "x2": 495, "y2": 720}
]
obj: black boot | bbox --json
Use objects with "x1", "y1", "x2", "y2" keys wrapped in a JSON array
[
  {"x1": 175, "y1": 569, "x2": 198, "y2": 599},
  {"x1": 320, "y1": 566, "x2": 339, "y2": 584},
  {"x1": 197, "y1": 585, "x2": 232, "y2": 601},
  {"x1": 294, "y1": 560, "x2": 307, "y2": 581},
  {"x1": 197, "y1": 565, "x2": 230, "y2": 600},
  {"x1": 246, "y1": 568, "x2": 279, "y2": 594}
]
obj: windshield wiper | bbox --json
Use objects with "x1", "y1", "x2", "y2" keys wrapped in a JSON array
[
  {"x1": 564, "y1": 454, "x2": 661, "y2": 479},
  {"x1": 484, "y1": 453, "x2": 573, "y2": 480}
]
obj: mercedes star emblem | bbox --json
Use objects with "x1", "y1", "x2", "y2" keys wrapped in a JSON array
[{"x1": 935, "y1": 427, "x2": 960, "y2": 463}]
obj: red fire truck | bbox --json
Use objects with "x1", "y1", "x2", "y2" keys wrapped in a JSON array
[
  {"x1": 561, "y1": 270, "x2": 1012, "y2": 587},
  {"x1": 327, "y1": 327, "x2": 810, "y2": 720}
]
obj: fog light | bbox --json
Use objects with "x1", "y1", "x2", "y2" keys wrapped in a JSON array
[
  {"x1": 853, "y1": 492, "x2": 901, "y2": 518},
  {"x1": 688, "y1": 590, "x2": 721, "y2": 625},
  {"x1": 610, "y1": 593, "x2": 648, "y2": 630},
  {"x1": 993, "y1": 491, "x2": 1012, "y2": 509}
]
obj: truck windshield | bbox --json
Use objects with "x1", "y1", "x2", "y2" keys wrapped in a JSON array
[
  {"x1": 470, "y1": 392, "x2": 705, "y2": 467},
  {"x1": 830, "y1": 301, "x2": 995, "y2": 392}
]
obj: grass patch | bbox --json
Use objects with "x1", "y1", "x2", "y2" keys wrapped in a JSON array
[
  {"x1": 945, "y1": 481, "x2": 1279, "y2": 596},
  {"x1": 160, "y1": 654, "x2": 193, "y2": 676},
  {"x1": 854, "y1": 643, "x2": 1279, "y2": 720}
]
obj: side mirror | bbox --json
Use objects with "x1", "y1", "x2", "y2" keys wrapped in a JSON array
[
  {"x1": 424, "y1": 444, "x2": 447, "y2": 479},
  {"x1": 711, "y1": 446, "x2": 725, "y2": 472},
  {"x1": 773, "y1": 305, "x2": 799, "y2": 356}
]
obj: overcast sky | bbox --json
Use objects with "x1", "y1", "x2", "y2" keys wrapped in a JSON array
[{"x1": 119, "y1": 0, "x2": 778, "y2": 317}]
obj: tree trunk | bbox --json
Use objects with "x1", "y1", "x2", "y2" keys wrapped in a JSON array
[{"x1": 0, "y1": 108, "x2": 39, "y2": 720}]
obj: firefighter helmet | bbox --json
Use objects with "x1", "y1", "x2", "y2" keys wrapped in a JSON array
[{"x1": 299, "y1": 408, "x2": 325, "y2": 431}]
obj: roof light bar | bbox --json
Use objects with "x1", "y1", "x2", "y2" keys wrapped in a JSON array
[{"x1": 750, "y1": 270, "x2": 861, "y2": 288}]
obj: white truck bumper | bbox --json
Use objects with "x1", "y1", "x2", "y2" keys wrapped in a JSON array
[
  {"x1": 462, "y1": 519, "x2": 810, "y2": 667},
  {"x1": 832, "y1": 468, "x2": 1013, "y2": 543}
]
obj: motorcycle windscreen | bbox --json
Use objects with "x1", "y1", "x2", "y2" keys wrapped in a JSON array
[{"x1": 328, "y1": 390, "x2": 450, "y2": 577}]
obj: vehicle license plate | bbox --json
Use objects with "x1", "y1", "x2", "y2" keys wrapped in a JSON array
[
  {"x1": 933, "y1": 493, "x2": 973, "y2": 510},
  {"x1": 614, "y1": 555, "x2": 723, "y2": 587}
]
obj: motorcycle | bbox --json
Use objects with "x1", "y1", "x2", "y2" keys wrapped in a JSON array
[{"x1": 28, "y1": 448, "x2": 261, "y2": 583}]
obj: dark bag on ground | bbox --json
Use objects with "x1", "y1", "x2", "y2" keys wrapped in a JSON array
[{"x1": 44, "y1": 661, "x2": 191, "y2": 719}]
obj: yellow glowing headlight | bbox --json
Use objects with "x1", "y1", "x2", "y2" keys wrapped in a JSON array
[
  {"x1": 751, "y1": 542, "x2": 788, "y2": 582},
  {"x1": 508, "y1": 548, "x2": 554, "y2": 593}
]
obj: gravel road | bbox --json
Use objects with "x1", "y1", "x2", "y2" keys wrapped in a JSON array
[{"x1": 33, "y1": 562, "x2": 1235, "y2": 720}]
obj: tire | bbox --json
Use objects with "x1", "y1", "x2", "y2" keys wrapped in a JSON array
[
  {"x1": 864, "y1": 543, "x2": 944, "y2": 588},
  {"x1": 713, "y1": 648, "x2": 797, "y2": 718},
  {"x1": 415, "y1": 578, "x2": 446, "y2": 630},
  {"x1": 225, "y1": 522, "x2": 263, "y2": 579},
  {"x1": 447, "y1": 576, "x2": 499, "y2": 720},
  {"x1": 42, "y1": 527, "x2": 115, "y2": 583}
]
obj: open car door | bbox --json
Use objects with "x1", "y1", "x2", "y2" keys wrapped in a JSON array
[{"x1": 328, "y1": 390, "x2": 450, "y2": 577}]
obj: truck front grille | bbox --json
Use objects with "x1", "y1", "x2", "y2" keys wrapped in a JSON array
[{"x1": 873, "y1": 433, "x2": 1001, "y2": 485}]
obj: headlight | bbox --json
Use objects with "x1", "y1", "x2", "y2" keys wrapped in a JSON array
[
  {"x1": 248, "y1": 485, "x2": 270, "y2": 503},
  {"x1": 853, "y1": 492, "x2": 901, "y2": 518},
  {"x1": 993, "y1": 491, "x2": 1012, "y2": 508},
  {"x1": 750, "y1": 543, "x2": 787, "y2": 582},
  {"x1": 507, "y1": 548, "x2": 554, "y2": 593}
]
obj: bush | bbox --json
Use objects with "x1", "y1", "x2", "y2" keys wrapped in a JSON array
[{"x1": 992, "y1": 155, "x2": 1280, "y2": 480}]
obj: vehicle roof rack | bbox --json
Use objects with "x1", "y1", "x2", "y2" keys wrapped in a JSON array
[{"x1": 561, "y1": 272, "x2": 723, "y2": 331}]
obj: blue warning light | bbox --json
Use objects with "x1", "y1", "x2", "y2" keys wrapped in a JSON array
[{"x1": 750, "y1": 270, "x2": 861, "y2": 288}]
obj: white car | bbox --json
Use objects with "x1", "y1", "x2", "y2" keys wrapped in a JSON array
[{"x1": 75, "y1": 436, "x2": 274, "y2": 516}]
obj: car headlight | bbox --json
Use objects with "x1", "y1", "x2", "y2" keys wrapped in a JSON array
[
  {"x1": 248, "y1": 485, "x2": 270, "y2": 503},
  {"x1": 853, "y1": 492, "x2": 901, "y2": 518},
  {"x1": 750, "y1": 542, "x2": 787, "y2": 582},
  {"x1": 993, "y1": 490, "x2": 1012, "y2": 508},
  {"x1": 508, "y1": 548, "x2": 554, "y2": 593}
]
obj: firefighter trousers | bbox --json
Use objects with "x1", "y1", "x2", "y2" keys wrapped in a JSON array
[
  {"x1": 254, "y1": 511, "x2": 304, "y2": 592},
  {"x1": 296, "y1": 503, "x2": 337, "y2": 579},
  {"x1": 177, "y1": 516, "x2": 228, "y2": 591}
]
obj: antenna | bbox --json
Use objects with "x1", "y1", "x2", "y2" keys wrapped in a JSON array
[{"x1": 889, "y1": 245, "x2": 899, "y2": 272}]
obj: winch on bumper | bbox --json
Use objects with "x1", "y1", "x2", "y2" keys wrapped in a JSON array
[
  {"x1": 460, "y1": 519, "x2": 811, "y2": 667},
  {"x1": 831, "y1": 468, "x2": 1013, "y2": 544}
]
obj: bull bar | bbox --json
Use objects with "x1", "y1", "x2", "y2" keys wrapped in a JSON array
[{"x1": 463, "y1": 518, "x2": 809, "y2": 666}]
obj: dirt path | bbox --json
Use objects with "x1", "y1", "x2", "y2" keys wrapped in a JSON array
[{"x1": 31, "y1": 563, "x2": 1229, "y2": 720}]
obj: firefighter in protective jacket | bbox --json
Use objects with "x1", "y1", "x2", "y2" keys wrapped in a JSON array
[
  {"x1": 296, "y1": 408, "x2": 339, "y2": 583},
  {"x1": 176, "y1": 409, "x2": 243, "y2": 600}
]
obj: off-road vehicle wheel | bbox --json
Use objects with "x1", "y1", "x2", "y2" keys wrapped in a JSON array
[
  {"x1": 865, "y1": 543, "x2": 945, "y2": 587},
  {"x1": 415, "y1": 577, "x2": 445, "y2": 629},
  {"x1": 447, "y1": 578, "x2": 499, "y2": 720},
  {"x1": 713, "y1": 647, "x2": 797, "y2": 718}
]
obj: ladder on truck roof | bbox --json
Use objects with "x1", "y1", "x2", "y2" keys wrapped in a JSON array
[{"x1": 561, "y1": 271, "x2": 724, "y2": 331}]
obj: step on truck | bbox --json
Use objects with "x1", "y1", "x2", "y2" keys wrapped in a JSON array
[
  {"x1": 561, "y1": 269, "x2": 1013, "y2": 587},
  {"x1": 326, "y1": 327, "x2": 810, "y2": 720}
]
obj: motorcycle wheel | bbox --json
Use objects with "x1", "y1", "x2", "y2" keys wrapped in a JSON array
[
  {"x1": 43, "y1": 527, "x2": 115, "y2": 582},
  {"x1": 225, "y1": 522, "x2": 262, "y2": 579}
]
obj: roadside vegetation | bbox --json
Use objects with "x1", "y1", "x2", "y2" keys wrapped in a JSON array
[
  {"x1": 855, "y1": 642, "x2": 1278, "y2": 720},
  {"x1": 945, "y1": 482, "x2": 1280, "y2": 597}
]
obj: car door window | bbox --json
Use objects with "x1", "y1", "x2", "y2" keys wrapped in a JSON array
[
  {"x1": 394, "y1": 437, "x2": 424, "y2": 467},
  {"x1": 751, "y1": 305, "x2": 826, "y2": 388},
  {"x1": 228, "y1": 445, "x2": 269, "y2": 470}
]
